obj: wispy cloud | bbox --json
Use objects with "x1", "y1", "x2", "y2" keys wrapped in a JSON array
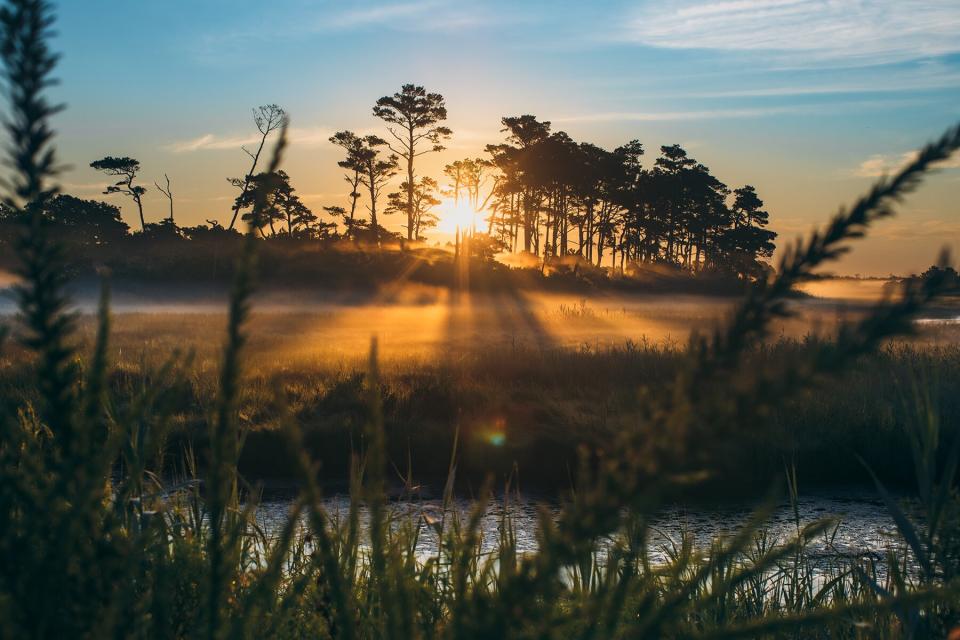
[
  {"x1": 855, "y1": 150, "x2": 960, "y2": 178},
  {"x1": 553, "y1": 96, "x2": 931, "y2": 126},
  {"x1": 165, "y1": 134, "x2": 260, "y2": 153},
  {"x1": 61, "y1": 181, "x2": 110, "y2": 193},
  {"x1": 176, "y1": 195, "x2": 236, "y2": 204},
  {"x1": 298, "y1": 192, "x2": 340, "y2": 202},
  {"x1": 870, "y1": 217, "x2": 960, "y2": 241},
  {"x1": 624, "y1": 0, "x2": 960, "y2": 65},
  {"x1": 550, "y1": 100, "x2": 892, "y2": 123},
  {"x1": 679, "y1": 75, "x2": 960, "y2": 99},
  {"x1": 190, "y1": 0, "x2": 519, "y2": 61},
  {"x1": 165, "y1": 127, "x2": 336, "y2": 153},
  {"x1": 325, "y1": 0, "x2": 521, "y2": 31},
  {"x1": 286, "y1": 127, "x2": 339, "y2": 147},
  {"x1": 769, "y1": 215, "x2": 816, "y2": 236},
  {"x1": 553, "y1": 105, "x2": 820, "y2": 123},
  {"x1": 329, "y1": 2, "x2": 438, "y2": 28}
]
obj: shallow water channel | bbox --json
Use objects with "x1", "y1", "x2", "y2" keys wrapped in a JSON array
[{"x1": 255, "y1": 490, "x2": 911, "y2": 566}]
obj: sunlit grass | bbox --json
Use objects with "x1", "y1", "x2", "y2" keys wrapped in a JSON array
[{"x1": 4, "y1": 306, "x2": 959, "y2": 493}]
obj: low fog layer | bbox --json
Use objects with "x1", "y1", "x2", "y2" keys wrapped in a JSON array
[{"x1": 3, "y1": 277, "x2": 955, "y2": 363}]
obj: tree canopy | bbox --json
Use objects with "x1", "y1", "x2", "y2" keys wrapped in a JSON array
[{"x1": 374, "y1": 84, "x2": 452, "y2": 241}]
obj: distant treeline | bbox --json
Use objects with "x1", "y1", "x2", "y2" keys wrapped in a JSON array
[{"x1": 0, "y1": 87, "x2": 778, "y2": 281}]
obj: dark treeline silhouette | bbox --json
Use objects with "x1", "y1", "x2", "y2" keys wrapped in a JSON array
[
  {"x1": 906, "y1": 264, "x2": 960, "y2": 294},
  {"x1": 483, "y1": 115, "x2": 776, "y2": 278},
  {"x1": 0, "y1": 87, "x2": 778, "y2": 287}
]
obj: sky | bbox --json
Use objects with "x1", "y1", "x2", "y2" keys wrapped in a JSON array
[{"x1": 47, "y1": 0, "x2": 960, "y2": 276}]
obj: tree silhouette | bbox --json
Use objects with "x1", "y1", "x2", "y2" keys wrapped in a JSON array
[
  {"x1": 488, "y1": 115, "x2": 552, "y2": 252},
  {"x1": 373, "y1": 84, "x2": 452, "y2": 241},
  {"x1": 282, "y1": 190, "x2": 324, "y2": 238},
  {"x1": 718, "y1": 185, "x2": 777, "y2": 278},
  {"x1": 329, "y1": 130, "x2": 366, "y2": 240},
  {"x1": 731, "y1": 185, "x2": 768, "y2": 229},
  {"x1": 501, "y1": 114, "x2": 552, "y2": 148},
  {"x1": 443, "y1": 160, "x2": 465, "y2": 205},
  {"x1": 355, "y1": 135, "x2": 398, "y2": 244},
  {"x1": 476, "y1": 122, "x2": 780, "y2": 277},
  {"x1": 142, "y1": 217, "x2": 181, "y2": 240},
  {"x1": 322, "y1": 205, "x2": 348, "y2": 237},
  {"x1": 235, "y1": 170, "x2": 319, "y2": 238},
  {"x1": 90, "y1": 156, "x2": 146, "y2": 231},
  {"x1": 154, "y1": 173, "x2": 173, "y2": 223},
  {"x1": 653, "y1": 144, "x2": 696, "y2": 262},
  {"x1": 35, "y1": 194, "x2": 129, "y2": 247},
  {"x1": 227, "y1": 104, "x2": 286, "y2": 230},
  {"x1": 462, "y1": 158, "x2": 492, "y2": 209},
  {"x1": 386, "y1": 176, "x2": 440, "y2": 240},
  {"x1": 570, "y1": 140, "x2": 640, "y2": 265},
  {"x1": 235, "y1": 171, "x2": 284, "y2": 236}
]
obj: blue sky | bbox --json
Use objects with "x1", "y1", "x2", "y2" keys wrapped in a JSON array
[{"x1": 49, "y1": 0, "x2": 960, "y2": 275}]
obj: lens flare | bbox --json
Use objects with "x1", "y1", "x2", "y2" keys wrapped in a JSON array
[{"x1": 484, "y1": 417, "x2": 507, "y2": 447}]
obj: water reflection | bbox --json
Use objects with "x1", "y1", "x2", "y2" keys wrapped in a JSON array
[{"x1": 255, "y1": 491, "x2": 907, "y2": 565}]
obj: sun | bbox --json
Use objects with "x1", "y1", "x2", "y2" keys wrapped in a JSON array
[{"x1": 437, "y1": 198, "x2": 478, "y2": 234}]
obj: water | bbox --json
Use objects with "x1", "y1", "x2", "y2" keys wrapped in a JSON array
[{"x1": 255, "y1": 490, "x2": 909, "y2": 564}]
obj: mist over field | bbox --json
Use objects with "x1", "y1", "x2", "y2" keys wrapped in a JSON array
[
  {"x1": 4, "y1": 272, "x2": 958, "y2": 367},
  {"x1": 84, "y1": 289, "x2": 959, "y2": 358}
]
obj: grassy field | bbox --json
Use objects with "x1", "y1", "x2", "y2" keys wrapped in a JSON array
[{"x1": 3, "y1": 296, "x2": 958, "y2": 495}]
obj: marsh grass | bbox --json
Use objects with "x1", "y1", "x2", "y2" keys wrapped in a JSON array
[
  {"x1": 3, "y1": 321, "x2": 958, "y2": 492},
  {"x1": 1, "y1": 1, "x2": 960, "y2": 638}
]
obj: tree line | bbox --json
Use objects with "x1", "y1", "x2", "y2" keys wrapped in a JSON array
[
  {"x1": 482, "y1": 116, "x2": 776, "y2": 277},
  {"x1": 0, "y1": 84, "x2": 777, "y2": 279}
]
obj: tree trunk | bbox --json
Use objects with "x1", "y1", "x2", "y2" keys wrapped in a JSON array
[
  {"x1": 135, "y1": 195, "x2": 145, "y2": 232},
  {"x1": 368, "y1": 167, "x2": 379, "y2": 244},
  {"x1": 406, "y1": 126, "x2": 415, "y2": 241},
  {"x1": 229, "y1": 133, "x2": 267, "y2": 230},
  {"x1": 347, "y1": 170, "x2": 361, "y2": 241},
  {"x1": 586, "y1": 203, "x2": 594, "y2": 261},
  {"x1": 522, "y1": 191, "x2": 532, "y2": 253}
]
